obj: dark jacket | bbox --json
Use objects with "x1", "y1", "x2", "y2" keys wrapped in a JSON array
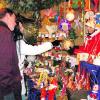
[{"x1": 0, "y1": 22, "x2": 21, "y2": 95}]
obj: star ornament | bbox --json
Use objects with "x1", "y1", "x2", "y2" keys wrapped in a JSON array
[{"x1": 58, "y1": 19, "x2": 71, "y2": 33}]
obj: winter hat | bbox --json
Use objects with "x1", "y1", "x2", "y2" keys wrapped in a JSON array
[{"x1": 85, "y1": 20, "x2": 95, "y2": 29}]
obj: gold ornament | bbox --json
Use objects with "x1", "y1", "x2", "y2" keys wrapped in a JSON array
[
  {"x1": 66, "y1": 9, "x2": 75, "y2": 21},
  {"x1": 62, "y1": 39, "x2": 74, "y2": 50},
  {"x1": 0, "y1": 1, "x2": 7, "y2": 9}
]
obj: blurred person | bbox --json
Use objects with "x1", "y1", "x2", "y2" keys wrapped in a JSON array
[{"x1": 0, "y1": 8, "x2": 60, "y2": 100}]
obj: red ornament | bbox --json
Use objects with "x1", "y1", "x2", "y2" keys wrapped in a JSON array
[
  {"x1": 94, "y1": 0, "x2": 99, "y2": 12},
  {"x1": 90, "y1": 93, "x2": 97, "y2": 99}
]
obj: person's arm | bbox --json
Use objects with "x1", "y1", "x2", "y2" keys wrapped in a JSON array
[{"x1": 16, "y1": 39, "x2": 53, "y2": 55}]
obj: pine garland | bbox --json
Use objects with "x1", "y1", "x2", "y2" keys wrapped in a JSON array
[{"x1": 6, "y1": 0, "x2": 64, "y2": 13}]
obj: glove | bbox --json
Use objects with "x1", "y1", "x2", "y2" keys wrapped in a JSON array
[{"x1": 52, "y1": 40, "x2": 60, "y2": 46}]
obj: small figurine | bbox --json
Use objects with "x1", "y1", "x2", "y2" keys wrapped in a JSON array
[{"x1": 87, "y1": 84, "x2": 100, "y2": 100}]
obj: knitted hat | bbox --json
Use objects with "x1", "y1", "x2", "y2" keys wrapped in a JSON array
[{"x1": 85, "y1": 20, "x2": 95, "y2": 28}]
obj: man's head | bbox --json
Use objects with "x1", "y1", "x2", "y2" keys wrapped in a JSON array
[{"x1": 0, "y1": 8, "x2": 16, "y2": 31}]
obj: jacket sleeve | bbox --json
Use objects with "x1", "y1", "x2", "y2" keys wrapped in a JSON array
[{"x1": 16, "y1": 39, "x2": 53, "y2": 55}]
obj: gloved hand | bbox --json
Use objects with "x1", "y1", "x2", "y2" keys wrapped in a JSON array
[{"x1": 52, "y1": 40, "x2": 61, "y2": 46}]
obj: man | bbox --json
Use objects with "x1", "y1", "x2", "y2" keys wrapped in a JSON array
[
  {"x1": 75, "y1": 20, "x2": 100, "y2": 64},
  {"x1": 0, "y1": 8, "x2": 60, "y2": 100}
]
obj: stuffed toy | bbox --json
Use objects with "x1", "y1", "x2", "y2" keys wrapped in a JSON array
[{"x1": 87, "y1": 84, "x2": 100, "y2": 100}]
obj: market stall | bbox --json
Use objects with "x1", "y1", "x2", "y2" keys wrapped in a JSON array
[{"x1": 0, "y1": 0, "x2": 100, "y2": 100}]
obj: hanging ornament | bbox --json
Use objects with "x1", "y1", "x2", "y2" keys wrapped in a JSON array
[
  {"x1": 93, "y1": 0, "x2": 99, "y2": 12},
  {"x1": 85, "y1": 11, "x2": 95, "y2": 20},
  {"x1": 74, "y1": 16, "x2": 82, "y2": 29},
  {"x1": 58, "y1": 19, "x2": 71, "y2": 33},
  {"x1": 95, "y1": 13, "x2": 100, "y2": 29},
  {"x1": 72, "y1": 0, "x2": 79, "y2": 9},
  {"x1": 84, "y1": 0, "x2": 91, "y2": 11},
  {"x1": 62, "y1": 39, "x2": 74, "y2": 50},
  {"x1": 54, "y1": 14, "x2": 61, "y2": 24},
  {"x1": 42, "y1": 17, "x2": 51, "y2": 25},
  {"x1": 38, "y1": 72, "x2": 48, "y2": 86},
  {"x1": 44, "y1": 8, "x2": 57, "y2": 18},
  {"x1": 81, "y1": 0, "x2": 84, "y2": 8},
  {"x1": 66, "y1": 8, "x2": 75, "y2": 22},
  {"x1": 59, "y1": 6, "x2": 64, "y2": 17},
  {"x1": 66, "y1": 0, "x2": 75, "y2": 22},
  {"x1": 69, "y1": 28, "x2": 77, "y2": 39}
]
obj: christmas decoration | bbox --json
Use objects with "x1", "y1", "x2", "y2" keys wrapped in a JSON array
[
  {"x1": 84, "y1": 0, "x2": 91, "y2": 11},
  {"x1": 66, "y1": 8, "x2": 75, "y2": 22},
  {"x1": 44, "y1": 8, "x2": 57, "y2": 18},
  {"x1": 74, "y1": 16, "x2": 82, "y2": 29},
  {"x1": 93, "y1": 0, "x2": 99, "y2": 12},
  {"x1": 59, "y1": 19, "x2": 71, "y2": 33},
  {"x1": 87, "y1": 84, "x2": 100, "y2": 100},
  {"x1": 72, "y1": 0, "x2": 78, "y2": 9},
  {"x1": 62, "y1": 39, "x2": 74, "y2": 50},
  {"x1": 69, "y1": 28, "x2": 77, "y2": 39},
  {"x1": 3, "y1": 1, "x2": 93, "y2": 99},
  {"x1": 85, "y1": 11, "x2": 95, "y2": 20},
  {"x1": 95, "y1": 13, "x2": 100, "y2": 29}
]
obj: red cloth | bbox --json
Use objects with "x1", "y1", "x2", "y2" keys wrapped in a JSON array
[
  {"x1": 48, "y1": 78, "x2": 58, "y2": 100},
  {"x1": 40, "y1": 88, "x2": 46, "y2": 99},
  {"x1": 48, "y1": 89, "x2": 55, "y2": 100},
  {"x1": 74, "y1": 31, "x2": 100, "y2": 55},
  {"x1": 94, "y1": 0, "x2": 99, "y2": 12}
]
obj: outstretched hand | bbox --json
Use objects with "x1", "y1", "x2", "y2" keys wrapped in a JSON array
[{"x1": 52, "y1": 40, "x2": 61, "y2": 46}]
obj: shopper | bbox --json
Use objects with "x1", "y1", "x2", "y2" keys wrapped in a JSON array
[{"x1": 0, "y1": 8, "x2": 60, "y2": 100}]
